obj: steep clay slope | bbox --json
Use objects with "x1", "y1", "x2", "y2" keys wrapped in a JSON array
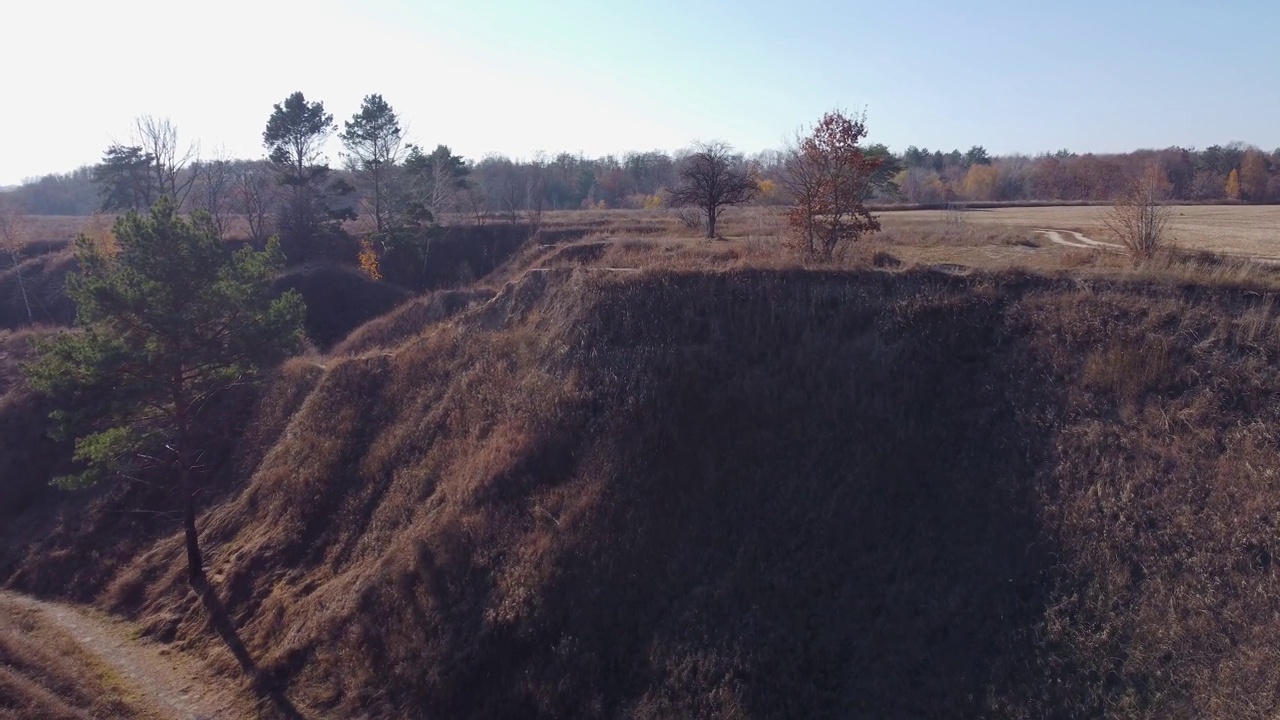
[{"x1": 9, "y1": 265, "x2": 1280, "y2": 718}]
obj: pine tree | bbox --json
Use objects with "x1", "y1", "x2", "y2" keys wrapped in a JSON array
[
  {"x1": 341, "y1": 94, "x2": 405, "y2": 233},
  {"x1": 25, "y1": 199, "x2": 305, "y2": 586},
  {"x1": 263, "y1": 91, "x2": 353, "y2": 262},
  {"x1": 92, "y1": 145, "x2": 155, "y2": 211}
]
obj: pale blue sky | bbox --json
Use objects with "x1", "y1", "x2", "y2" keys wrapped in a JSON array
[{"x1": 3, "y1": 0, "x2": 1277, "y2": 184}]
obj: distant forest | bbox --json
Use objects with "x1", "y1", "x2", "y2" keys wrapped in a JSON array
[{"x1": 5, "y1": 109, "x2": 1279, "y2": 218}]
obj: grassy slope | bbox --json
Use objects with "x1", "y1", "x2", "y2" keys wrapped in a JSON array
[
  {"x1": 15, "y1": 260, "x2": 1272, "y2": 717},
  {"x1": 8, "y1": 232, "x2": 1280, "y2": 716}
]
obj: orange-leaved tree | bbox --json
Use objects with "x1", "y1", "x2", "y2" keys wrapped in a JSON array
[
  {"x1": 358, "y1": 237, "x2": 383, "y2": 280},
  {"x1": 1225, "y1": 169, "x2": 1242, "y2": 201},
  {"x1": 783, "y1": 110, "x2": 882, "y2": 259},
  {"x1": 961, "y1": 164, "x2": 1000, "y2": 201}
]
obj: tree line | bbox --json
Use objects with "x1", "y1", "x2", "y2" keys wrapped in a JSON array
[
  {"x1": 8, "y1": 99, "x2": 1279, "y2": 221},
  {"x1": 891, "y1": 143, "x2": 1280, "y2": 204}
]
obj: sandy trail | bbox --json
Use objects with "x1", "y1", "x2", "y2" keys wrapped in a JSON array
[
  {"x1": 1036, "y1": 229, "x2": 1124, "y2": 250},
  {"x1": 0, "y1": 590, "x2": 254, "y2": 720}
]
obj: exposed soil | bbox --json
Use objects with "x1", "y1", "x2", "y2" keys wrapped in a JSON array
[{"x1": 1036, "y1": 228, "x2": 1123, "y2": 249}]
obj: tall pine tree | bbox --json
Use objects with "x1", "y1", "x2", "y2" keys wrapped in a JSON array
[{"x1": 26, "y1": 199, "x2": 305, "y2": 586}]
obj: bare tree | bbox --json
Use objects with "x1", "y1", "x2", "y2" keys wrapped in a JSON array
[
  {"x1": 430, "y1": 159, "x2": 461, "y2": 217},
  {"x1": 666, "y1": 141, "x2": 758, "y2": 238},
  {"x1": 526, "y1": 154, "x2": 547, "y2": 233},
  {"x1": 488, "y1": 157, "x2": 524, "y2": 226},
  {"x1": 190, "y1": 148, "x2": 236, "y2": 239},
  {"x1": 1105, "y1": 165, "x2": 1172, "y2": 260},
  {"x1": 0, "y1": 199, "x2": 32, "y2": 324},
  {"x1": 134, "y1": 115, "x2": 198, "y2": 207},
  {"x1": 235, "y1": 163, "x2": 278, "y2": 243},
  {"x1": 464, "y1": 182, "x2": 488, "y2": 226},
  {"x1": 780, "y1": 128, "x2": 825, "y2": 254}
]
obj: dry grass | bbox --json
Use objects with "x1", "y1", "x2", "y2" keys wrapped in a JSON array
[
  {"x1": 530, "y1": 207, "x2": 1280, "y2": 292},
  {"x1": 13, "y1": 206, "x2": 1280, "y2": 716},
  {"x1": 8, "y1": 216, "x2": 89, "y2": 250},
  {"x1": 1, "y1": 264, "x2": 1270, "y2": 717},
  {"x1": 16, "y1": 204, "x2": 1280, "y2": 280},
  {"x1": 0, "y1": 600, "x2": 153, "y2": 720},
  {"x1": 0, "y1": 250, "x2": 77, "y2": 328},
  {"x1": 19, "y1": 214, "x2": 261, "y2": 247},
  {"x1": 888, "y1": 205, "x2": 1280, "y2": 259},
  {"x1": 272, "y1": 264, "x2": 411, "y2": 349},
  {"x1": 17, "y1": 204, "x2": 1280, "y2": 258}
]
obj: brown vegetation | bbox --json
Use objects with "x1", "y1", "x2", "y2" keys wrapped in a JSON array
[
  {"x1": 98, "y1": 267, "x2": 1280, "y2": 717},
  {"x1": 0, "y1": 596, "x2": 151, "y2": 720},
  {"x1": 1104, "y1": 166, "x2": 1173, "y2": 259},
  {"x1": 784, "y1": 110, "x2": 881, "y2": 258},
  {"x1": 9, "y1": 211, "x2": 1280, "y2": 716},
  {"x1": 883, "y1": 204, "x2": 1280, "y2": 261},
  {"x1": 665, "y1": 141, "x2": 758, "y2": 238}
]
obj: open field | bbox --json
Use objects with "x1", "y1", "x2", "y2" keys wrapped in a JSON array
[
  {"x1": 889, "y1": 204, "x2": 1280, "y2": 259},
  {"x1": 521, "y1": 206, "x2": 1280, "y2": 285},
  {"x1": 16, "y1": 204, "x2": 1279, "y2": 263},
  {"x1": 8, "y1": 207, "x2": 1280, "y2": 319}
]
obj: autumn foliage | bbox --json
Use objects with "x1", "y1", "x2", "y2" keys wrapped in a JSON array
[
  {"x1": 1240, "y1": 150, "x2": 1269, "y2": 202},
  {"x1": 784, "y1": 111, "x2": 882, "y2": 259},
  {"x1": 1226, "y1": 169, "x2": 1242, "y2": 201},
  {"x1": 960, "y1": 164, "x2": 1000, "y2": 201},
  {"x1": 358, "y1": 237, "x2": 383, "y2": 280}
]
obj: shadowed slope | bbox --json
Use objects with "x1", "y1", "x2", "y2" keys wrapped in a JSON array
[
  {"x1": 11, "y1": 263, "x2": 1280, "y2": 717},
  {"x1": 100, "y1": 270, "x2": 1066, "y2": 717}
]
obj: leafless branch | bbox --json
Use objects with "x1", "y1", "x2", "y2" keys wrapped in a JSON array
[
  {"x1": 665, "y1": 141, "x2": 758, "y2": 238},
  {"x1": 1105, "y1": 165, "x2": 1172, "y2": 260},
  {"x1": 134, "y1": 115, "x2": 198, "y2": 207}
]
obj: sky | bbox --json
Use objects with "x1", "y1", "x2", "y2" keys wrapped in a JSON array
[{"x1": 3, "y1": 0, "x2": 1279, "y2": 185}]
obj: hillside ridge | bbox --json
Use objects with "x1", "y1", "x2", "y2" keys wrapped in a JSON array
[{"x1": 7, "y1": 256, "x2": 1280, "y2": 717}]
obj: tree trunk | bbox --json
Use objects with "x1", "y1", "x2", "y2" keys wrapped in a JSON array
[
  {"x1": 185, "y1": 492, "x2": 206, "y2": 587},
  {"x1": 706, "y1": 205, "x2": 717, "y2": 239}
]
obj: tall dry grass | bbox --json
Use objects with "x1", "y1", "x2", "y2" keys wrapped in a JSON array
[
  {"x1": 0, "y1": 265, "x2": 1262, "y2": 717},
  {"x1": 11, "y1": 204, "x2": 1280, "y2": 716}
]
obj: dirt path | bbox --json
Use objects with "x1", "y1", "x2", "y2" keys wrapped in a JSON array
[
  {"x1": 0, "y1": 590, "x2": 256, "y2": 720},
  {"x1": 1036, "y1": 229, "x2": 1124, "y2": 250}
]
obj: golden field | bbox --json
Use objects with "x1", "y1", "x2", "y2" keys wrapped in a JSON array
[
  {"x1": 11, "y1": 205, "x2": 1280, "y2": 287},
  {"x1": 888, "y1": 204, "x2": 1280, "y2": 259}
]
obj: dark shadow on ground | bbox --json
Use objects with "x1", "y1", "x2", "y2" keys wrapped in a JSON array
[{"x1": 197, "y1": 582, "x2": 307, "y2": 720}]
